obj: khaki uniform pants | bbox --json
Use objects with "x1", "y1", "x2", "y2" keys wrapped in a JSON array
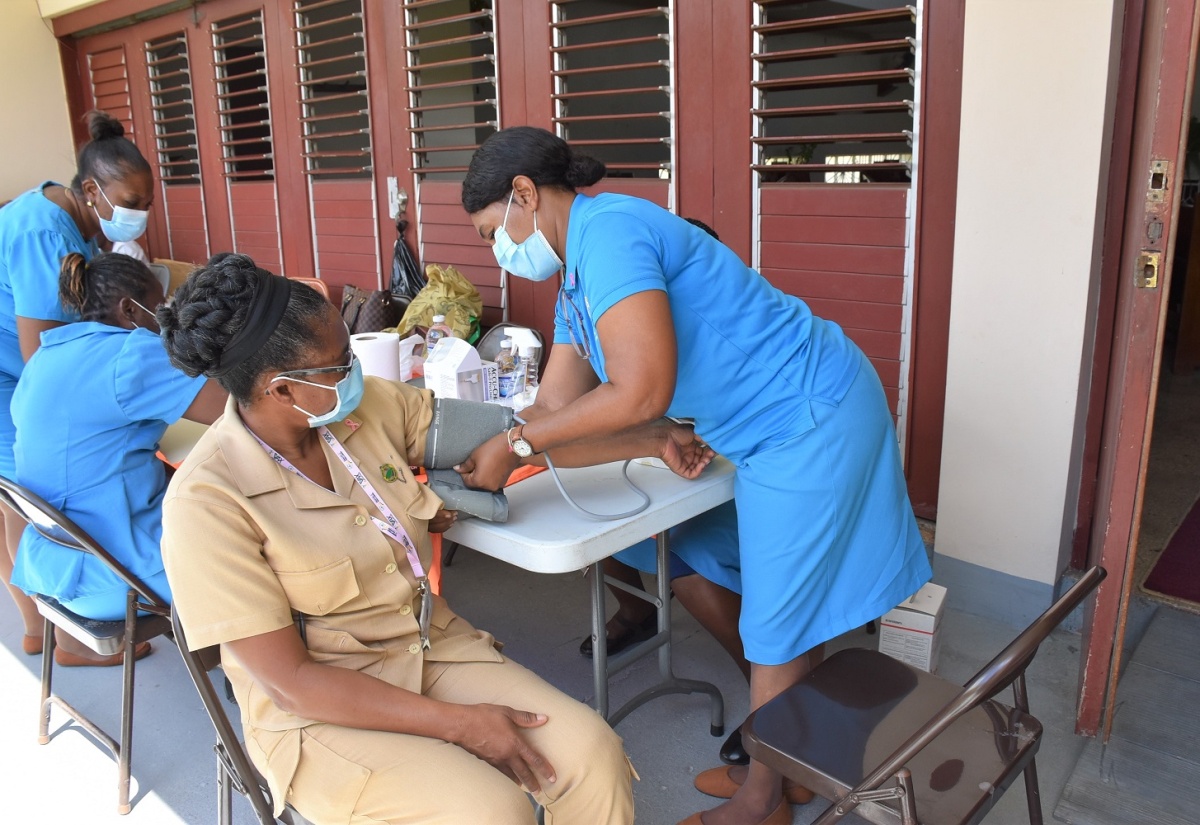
[{"x1": 285, "y1": 657, "x2": 635, "y2": 825}]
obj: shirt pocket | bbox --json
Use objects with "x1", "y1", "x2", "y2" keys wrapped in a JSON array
[{"x1": 274, "y1": 556, "x2": 363, "y2": 617}]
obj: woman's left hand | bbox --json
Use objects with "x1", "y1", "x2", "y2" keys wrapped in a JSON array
[
  {"x1": 456, "y1": 432, "x2": 521, "y2": 491},
  {"x1": 660, "y1": 422, "x2": 714, "y2": 479},
  {"x1": 428, "y1": 509, "x2": 457, "y2": 533}
]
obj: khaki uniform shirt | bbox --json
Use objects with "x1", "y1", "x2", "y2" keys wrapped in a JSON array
[{"x1": 162, "y1": 378, "x2": 504, "y2": 810}]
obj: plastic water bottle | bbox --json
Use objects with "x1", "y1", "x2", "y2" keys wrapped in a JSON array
[
  {"x1": 496, "y1": 337, "x2": 518, "y2": 398},
  {"x1": 424, "y1": 314, "x2": 453, "y2": 357}
]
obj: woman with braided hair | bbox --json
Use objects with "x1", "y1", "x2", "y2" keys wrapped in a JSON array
[{"x1": 9, "y1": 252, "x2": 225, "y2": 665}]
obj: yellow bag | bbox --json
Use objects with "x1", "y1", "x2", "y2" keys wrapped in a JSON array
[{"x1": 392, "y1": 263, "x2": 482, "y2": 343}]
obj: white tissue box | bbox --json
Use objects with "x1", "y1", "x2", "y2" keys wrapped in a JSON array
[{"x1": 878, "y1": 582, "x2": 947, "y2": 673}]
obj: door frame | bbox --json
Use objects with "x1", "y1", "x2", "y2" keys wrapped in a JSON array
[{"x1": 1076, "y1": 0, "x2": 1200, "y2": 736}]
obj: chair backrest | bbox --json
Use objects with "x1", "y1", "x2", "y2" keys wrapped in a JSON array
[
  {"x1": 0, "y1": 475, "x2": 168, "y2": 610},
  {"x1": 171, "y1": 609, "x2": 278, "y2": 825},
  {"x1": 289, "y1": 276, "x2": 331, "y2": 303},
  {"x1": 853, "y1": 566, "x2": 1107, "y2": 796}
]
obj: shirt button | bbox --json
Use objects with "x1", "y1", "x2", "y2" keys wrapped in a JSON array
[
  {"x1": 408, "y1": 643, "x2": 421, "y2": 655},
  {"x1": 400, "y1": 604, "x2": 412, "y2": 615},
  {"x1": 384, "y1": 562, "x2": 398, "y2": 574},
  {"x1": 354, "y1": 514, "x2": 367, "y2": 526}
]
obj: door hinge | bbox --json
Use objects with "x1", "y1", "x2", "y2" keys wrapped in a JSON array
[{"x1": 1136, "y1": 250, "x2": 1160, "y2": 288}]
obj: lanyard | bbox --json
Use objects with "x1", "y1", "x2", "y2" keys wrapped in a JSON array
[{"x1": 252, "y1": 425, "x2": 432, "y2": 649}]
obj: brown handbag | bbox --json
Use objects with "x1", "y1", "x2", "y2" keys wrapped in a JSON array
[{"x1": 340, "y1": 285, "x2": 403, "y2": 334}]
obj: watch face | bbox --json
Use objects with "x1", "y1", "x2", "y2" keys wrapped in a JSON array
[{"x1": 513, "y1": 438, "x2": 534, "y2": 458}]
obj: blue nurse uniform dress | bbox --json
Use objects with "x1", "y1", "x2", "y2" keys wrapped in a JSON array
[
  {"x1": 555, "y1": 193, "x2": 931, "y2": 665},
  {"x1": 0, "y1": 183, "x2": 93, "y2": 478},
  {"x1": 10, "y1": 323, "x2": 206, "y2": 620}
]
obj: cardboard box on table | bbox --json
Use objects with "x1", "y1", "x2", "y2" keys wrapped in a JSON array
[
  {"x1": 878, "y1": 581, "x2": 947, "y2": 672},
  {"x1": 423, "y1": 337, "x2": 499, "y2": 402}
]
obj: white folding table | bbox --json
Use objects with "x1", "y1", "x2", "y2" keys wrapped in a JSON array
[{"x1": 444, "y1": 456, "x2": 736, "y2": 731}]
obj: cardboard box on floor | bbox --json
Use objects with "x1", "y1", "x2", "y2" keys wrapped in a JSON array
[{"x1": 878, "y1": 581, "x2": 947, "y2": 672}]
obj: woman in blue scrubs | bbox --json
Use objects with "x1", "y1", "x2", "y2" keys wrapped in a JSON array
[
  {"x1": 0, "y1": 111, "x2": 154, "y2": 655},
  {"x1": 458, "y1": 127, "x2": 932, "y2": 825},
  {"x1": 10, "y1": 252, "x2": 225, "y2": 665}
]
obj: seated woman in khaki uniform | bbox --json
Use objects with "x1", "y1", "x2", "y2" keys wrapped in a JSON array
[{"x1": 157, "y1": 253, "x2": 713, "y2": 825}]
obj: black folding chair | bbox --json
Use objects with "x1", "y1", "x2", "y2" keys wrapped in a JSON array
[
  {"x1": 171, "y1": 609, "x2": 315, "y2": 825},
  {"x1": 0, "y1": 475, "x2": 173, "y2": 815},
  {"x1": 744, "y1": 566, "x2": 1106, "y2": 825}
]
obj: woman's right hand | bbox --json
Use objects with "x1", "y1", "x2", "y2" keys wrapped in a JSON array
[
  {"x1": 660, "y1": 421, "x2": 714, "y2": 479},
  {"x1": 452, "y1": 703, "x2": 556, "y2": 792},
  {"x1": 455, "y1": 432, "x2": 521, "y2": 491}
]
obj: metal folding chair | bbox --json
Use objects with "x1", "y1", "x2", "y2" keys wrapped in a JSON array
[
  {"x1": 744, "y1": 566, "x2": 1106, "y2": 825},
  {"x1": 171, "y1": 610, "x2": 315, "y2": 825},
  {"x1": 0, "y1": 475, "x2": 173, "y2": 815}
]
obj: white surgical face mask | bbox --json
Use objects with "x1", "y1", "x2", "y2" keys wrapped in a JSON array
[
  {"x1": 491, "y1": 191, "x2": 563, "y2": 282},
  {"x1": 92, "y1": 181, "x2": 149, "y2": 244}
]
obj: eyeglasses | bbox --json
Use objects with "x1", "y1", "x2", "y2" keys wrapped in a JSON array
[
  {"x1": 558, "y1": 290, "x2": 591, "y2": 360},
  {"x1": 272, "y1": 352, "x2": 357, "y2": 383}
]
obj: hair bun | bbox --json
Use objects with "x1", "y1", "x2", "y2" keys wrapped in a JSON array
[
  {"x1": 565, "y1": 154, "x2": 607, "y2": 189},
  {"x1": 85, "y1": 110, "x2": 126, "y2": 142}
]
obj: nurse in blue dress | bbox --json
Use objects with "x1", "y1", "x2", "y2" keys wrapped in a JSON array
[
  {"x1": 458, "y1": 127, "x2": 932, "y2": 825},
  {"x1": 0, "y1": 111, "x2": 155, "y2": 654},
  {"x1": 10, "y1": 252, "x2": 225, "y2": 665}
]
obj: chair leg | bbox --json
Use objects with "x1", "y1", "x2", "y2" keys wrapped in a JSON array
[
  {"x1": 1023, "y1": 757, "x2": 1044, "y2": 825},
  {"x1": 38, "y1": 618, "x2": 54, "y2": 744},
  {"x1": 218, "y1": 760, "x2": 233, "y2": 825},
  {"x1": 116, "y1": 594, "x2": 137, "y2": 815}
]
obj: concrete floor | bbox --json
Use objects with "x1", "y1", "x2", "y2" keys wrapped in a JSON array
[{"x1": 0, "y1": 545, "x2": 1102, "y2": 825}]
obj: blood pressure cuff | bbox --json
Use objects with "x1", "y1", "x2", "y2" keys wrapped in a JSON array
[
  {"x1": 424, "y1": 398, "x2": 515, "y2": 469},
  {"x1": 422, "y1": 398, "x2": 515, "y2": 522},
  {"x1": 426, "y1": 469, "x2": 509, "y2": 523}
]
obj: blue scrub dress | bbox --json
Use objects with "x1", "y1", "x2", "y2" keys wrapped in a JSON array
[
  {"x1": 0, "y1": 183, "x2": 92, "y2": 477},
  {"x1": 555, "y1": 193, "x2": 931, "y2": 665},
  {"x1": 10, "y1": 323, "x2": 206, "y2": 620}
]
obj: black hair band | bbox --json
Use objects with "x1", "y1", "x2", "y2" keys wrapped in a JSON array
[{"x1": 208, "y1": 269, "x2": 293, "y2": 377}]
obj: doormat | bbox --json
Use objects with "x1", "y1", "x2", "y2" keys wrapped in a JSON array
[{"x1": 1142, "y1": 493, "x2": 1200, "y2": 611}]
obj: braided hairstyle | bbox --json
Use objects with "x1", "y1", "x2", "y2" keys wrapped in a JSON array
[
  {"x1": 59, "y1": 251, "x2": 158, "y2": 323},
  {"x1": 69, "y1": 111, "x2": 151, "y2": 195},
  {"x1": 157, "y1": 253, "x2": 327, "y2": 404},
  {"x1": 461, "y1": 126, "x2": 607, "y2": 214}
]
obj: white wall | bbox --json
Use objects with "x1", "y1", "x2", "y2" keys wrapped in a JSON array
[
  {"x1": 36, "y1": 0, "x2": 104, "y2": 18},
  {"x1": 0, "y1": 1, "x2": 76, "y2": 201},
  {"x1": 937, "y1": 0, "x2": 1119, "y2": 587}
]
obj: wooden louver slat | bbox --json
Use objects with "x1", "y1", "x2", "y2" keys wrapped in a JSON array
[
  {"x1": 146, "y1": 31, "x2": 200, "y2": 183},
  {"x1": 294, "y1": 0, "x2": 373, "y2": 178},
  {"x1": 403, "y1": 0, "x2": 497, "y2": 177},
  {"x1": 550, "y1": 0, "x2": 672, "y2": 179},
  {"x1": 212, "y1": 12, "x2": 274, "y2": 181},
  {"x1": 752, "y1": 1, "x2": 917, "y2": 185}
]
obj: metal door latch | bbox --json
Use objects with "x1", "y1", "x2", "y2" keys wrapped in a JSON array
[{"x1": 1136, "y1": 251, "x2": 1160, "y2": 289}]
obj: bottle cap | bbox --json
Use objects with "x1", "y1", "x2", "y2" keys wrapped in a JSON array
[
  {"x1": 432, "y1": 314, "x2": 445, "y2": 323},
  {"x1": 501, "y1": 337, "x2": 513, "y2": 347}
]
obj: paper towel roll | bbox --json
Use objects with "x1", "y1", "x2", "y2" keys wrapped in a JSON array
[{"x1": 351, "y1": 332, "x2": 401, "y2": 382}]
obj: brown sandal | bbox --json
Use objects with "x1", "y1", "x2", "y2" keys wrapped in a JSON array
[
  {"x1": 579, "y1": 612, "x2": 657, "y2": 658},
  {"x1": 54, "y1": 641, "x2": 153, "y2": 667}
]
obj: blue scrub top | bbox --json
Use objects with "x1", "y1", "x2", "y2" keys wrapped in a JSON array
[
  {"x1": 0, "y1": 182, "x2": 91, "y2": 383},
  {"x1": 10, "y1": 323, "x2": 206, "y2": 602},
  {"x1": 0, "y1": 183, "x2": 92, "y2": 478},
  {"x1": 554, "y1": 193, "x2": 860, "y2": 461}
]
